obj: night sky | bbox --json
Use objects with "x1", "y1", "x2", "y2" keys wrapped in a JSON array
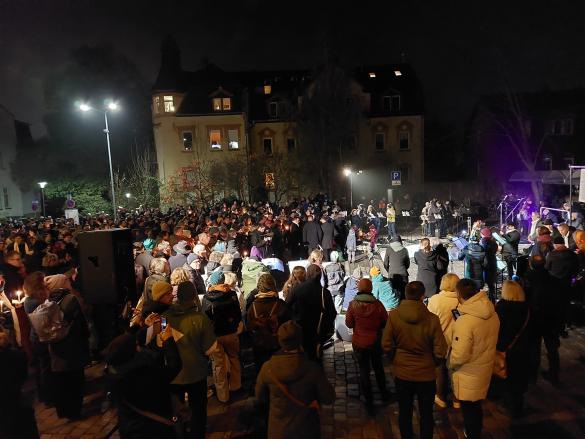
[{"x1": 2, "y1": 0, "x2": 584, "y2": 138}]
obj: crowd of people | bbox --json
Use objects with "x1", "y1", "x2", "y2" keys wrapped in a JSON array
[{"x1": 0, "y1": 193, "x2": 583, "y2": 439}]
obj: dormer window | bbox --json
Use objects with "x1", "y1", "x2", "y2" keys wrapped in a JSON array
[
  {"x1": 369, "y1": 72, "x2": 376, "y2": 78},
  {"x1": 153, "y1": 96, "x2": 160, "y2": 114},
  {"x1": 264, "y1": 85, "x2": 272, "y2": 95},
  {"x1": 163, "y1": 95, "x2": 175, "y2": 112},
  {"x1": 212, "y1": 97, "x2": 232, "y2": 112}
]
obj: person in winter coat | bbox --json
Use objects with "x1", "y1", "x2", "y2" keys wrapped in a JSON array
[
  {"x1": 320, "y1": 215, "x2": 335, "y2": 262},
  {"x1": 342, "y1": 274, "x2": 359, "y2": 311},
  {"x1": 333, "y1": 213, "x2": 349, "y2": 256},
  {"x1": 132, "y1": 258, "x2": 170, "y2": 327},
  {"x1": 431, "y1": 238, "x2": 449, "y2": 293},
  {"x1": 303, "y1": 215, "x2": 323, "y2": 256},
  {"x1": 367, "y1": 223, "x2": 378, "y2": 251},
  {"x1": 427, "y1": 273, "x2": 460, "y2": 408},
  {"x1": 282, "y1": 266, "x2": 307, "y2": 301},
  {"x1": 382, "y1": 281, "x2": 447, "y2": 439},
  {"x1": 480, "y1": 229, "x2": 498, "y2": 302},
  {"x1": 104, "y1": 330, "x2": 182, "y2": 439},
  {"x1": 386, "y1": 203, "x2": 397, "y2": 238},
  {"x1": 525, "y1": 256, "x2": 562, "y2": 385},
  {"x1": 286, "y1": 264, "x2": 337, "y2": 362},
  {"x1": 325, "y1": 251, "x2": 345, "y2": 312},
  {"x1": 495, "y1": 281, "x2": 534, "y2": 417},
  {"x1": 370, "y1": 266, "x2": 399, "y2": 311},
  {"x1": 168, "y1": 240, "x2": 192, "y2": 272},
  {"x1": 501, "y1": 223, "x2": 521, "y2": 278},
  {"x1": 241, "y1": 252, "x2": 270, "y2": 300},
  {"x1": 183, "y1": 253, "x2": 206, "y2": 297},
  {"x1": 140, "y1": 281, "x2": 174, "y2": 327},
  {"x1": 345, "y1": 227, "x2": 357, "y2": 263},
  {"x1": 247, "y1": 273, "x2": 293, "y2": 372},
  {"x1": 546, "y1": 236, "x2": 579, "y2": 336},
  {"x1": 0, "y1": 250, "x2": 25, "y2": 298},
  {"x1": 449, "y1": 278, "x2": 500, "y2": 439},
  {"x1": 163, "y1": 282, "x2": 216, "y2": 439},
  {"x1": 414, "y1": 238, "x2": 439, "y2": 297},
  {"x1": 202, "y1": 271, "x2": 242, "y2": 403},
  {"x1": 345, "y1": 278, "x2": 389, "y2": 414},
  {"x1": 255, "y1": 321, "x2": 335, "y2": 439},
  {"x1": 459, "y1": 237, "x2": 485, "y2": 291},
  {"x1": 383, "y1": 235, "x2": 410, "y2": 297},
  {"x1": 45, "y1": 274, "x2": 90, "y2": 419},
  {"x1": 0, "y1": 331, "x2": 40, "y2": 439}
]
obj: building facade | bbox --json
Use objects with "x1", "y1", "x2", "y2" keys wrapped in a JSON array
[
  {"x1": 152, "y1": 38, "x2": 424, "y2": 205},
  {"x1": 0, "y1": 105, "x2": 34, "y2": 218}
]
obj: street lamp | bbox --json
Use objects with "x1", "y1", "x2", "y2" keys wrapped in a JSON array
[
  {"x1": 38, "y1": 181, "x2": 47, "y2": 217},
  {"x1": 343, "y1": 168, "x2": 362, "y2": 208},
  {"x1": 78, "y1": 101, "x2": 119, "y2": 221}
]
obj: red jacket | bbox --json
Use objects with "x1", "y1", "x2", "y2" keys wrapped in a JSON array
[{"x1": 345, "y1": 293, "x2": 388, "y2": 348}]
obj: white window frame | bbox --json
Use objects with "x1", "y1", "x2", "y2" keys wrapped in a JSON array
[
  {"x1": 263, "y1": 137, "x2": 273, "y2": 155},
  {"x1": 3, "y1": 188, "x2": 10, "y2": 209},
  {"x1": 228, "y1": 129, "x2": 239, "y2": 150},
  {"x1": 210, "y1": 129, "x2": 222, "y2": 150},
  {"x1": 163, "y1": 95, "x2": 175, "y2": 112},
  {"x1": 182, "y1": 131, "x2": 193, "y2": 151},
  {"x1": 399, "y1": 131, "x2": 410, "y2": 150},
  {"x1": 222, "y1": 98, "x2": 231, "y2": 111}
]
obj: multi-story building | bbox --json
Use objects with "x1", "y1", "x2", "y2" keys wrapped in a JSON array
[
  {"x1": 0, "y1": 105, "x2": 34, "y2": 217},
  {"x1": 152, "y1": 37, "x2": 424, "y2": 204}
]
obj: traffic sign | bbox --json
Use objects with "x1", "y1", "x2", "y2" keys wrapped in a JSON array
[{"x1": 391, "y1": 170, "x2": 401, "y2": 186}]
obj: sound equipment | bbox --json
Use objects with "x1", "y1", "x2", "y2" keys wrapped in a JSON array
[{"x1": 77, "y1": 229, "x2": 136, "y2": 304}]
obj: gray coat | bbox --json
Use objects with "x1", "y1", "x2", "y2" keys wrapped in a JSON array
[{"x1": 320, "y1": 222, "x2": 335, "y2": 250}]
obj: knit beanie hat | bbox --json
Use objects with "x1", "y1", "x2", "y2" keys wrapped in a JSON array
[
  {"x1": 358, "y1": 278, "x2": 373, "y2": 294},
  {"x1": 44, "y1": 274, "x2": 72, "y2": 292},
  {"x1": 177, "y1": 281, "x2": 196, "y2": 304},
  {"x1": 151, "y1": 281, "x2": 173, "y2": 302},
  {"x1": 369, "y1": 266, "x2": 381, "y2": 277},
  {"x1": 278, "y1": 321, "x2": 303, "y2": 350},
  {"x1": 480, "y1": 228, "x2": 492, "y2": 238},
  {"x1": 208, "y1": 271, "x2": 225, "y2": 286},
  {"x1": 187, "y1": 253, "x2": 200, "y2": 265}
]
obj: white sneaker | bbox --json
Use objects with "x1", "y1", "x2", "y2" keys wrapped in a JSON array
[{"x1": 434, "y1": 395, "x2": 447, "y2": 408}]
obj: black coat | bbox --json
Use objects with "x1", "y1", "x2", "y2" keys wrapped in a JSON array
[
  {"x1": 461, "y1": 242, "x2": 485, "y2": 286},
  {"x1": 502, "y1": 230, "x2": 521, "y2": 257},
  {"x1": 414, "y1": 250, "x2": 439, "y2": 297},
  {"x1": 202, "y1": 288, "x2": 242, "y2": 336},
  {"x1": 545, "y1": 248, "x2": 579, "y2": 282},
  {"x1": 0, "y1": 263, "x2": 23, "y2": 298},
  {"x1": 320, "y1": 221, "x2": 335, "y2": 250},
  {"x1": 495, "y1": 300, "x2": 535, "y2": 393},
  {"x1": 286, "y1": 276, "x2": 337, "y2": 357},
  {"x1": 333, "y1": 219, "x2": 348, "y2": 250},
  {"x1": 525, "y1": 267, "x2": 562, "y2": 335},
  {"x1": 302, "y1": 221, "x2": 323, "y2": 250}
]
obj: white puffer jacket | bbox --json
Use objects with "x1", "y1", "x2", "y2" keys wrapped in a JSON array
[
  {"x1": 449, "y1": 291, "x2": 499, "y2": 402},
  {"x1": 427, "y1": 290, "x2": 459, "y2": 346}
]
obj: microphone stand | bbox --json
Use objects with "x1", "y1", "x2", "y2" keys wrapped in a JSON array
[
  {"x1": 504, "y1": 197, "x2": 526, "y2": 224},
  {"x1": 497, "y1": 195, "x2": 508, "y2": 228}
]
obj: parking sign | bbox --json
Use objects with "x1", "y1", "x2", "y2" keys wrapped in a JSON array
[{"x1": 391, "y1": 170, "x2": 401, "y2": 186}]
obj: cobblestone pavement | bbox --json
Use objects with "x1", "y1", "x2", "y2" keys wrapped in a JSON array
[{"x1": 34, "y1": 257, "x2": 585, "y2": 439}]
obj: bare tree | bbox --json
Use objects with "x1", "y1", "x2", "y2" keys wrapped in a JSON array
[{"x1": 126, "y1": 147, "x2": 160, "y2": 207}]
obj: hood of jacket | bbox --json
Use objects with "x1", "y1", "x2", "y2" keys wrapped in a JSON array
[
  {"x1": 267, "y1": 351, "x2": 310, "y2": 383},
  {"x1": 346, "y1": 276, "x2": 358, "y2": 291},
  {"x1": 165, "y1": 301, "x2": 199, "y2": 317},
  {"x1": 396, "y1": 299, "x2": 428, "y2": 324},
  {"x1": 205, "y1": 285, "x2": 235, "y2": 302},
  {"x1": 390, "y1": 241, "x2": 405, "y2": 252},
  {"x1": 459, "y1": 291, "x2": 495, "y2": 320},
  {"x1": 353, "y1": 292, "x2": 377, "y2": 303},
  {"x1": 371, "y1": 273, "x2": 385, "y2": 284},
  {"x1": 242, "y1": 258, "x2": 265, "y2": 273}
]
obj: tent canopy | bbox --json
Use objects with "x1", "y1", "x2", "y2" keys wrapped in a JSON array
[{"x1": 509, "y1": 169, "x2": 582, "y2": 185}]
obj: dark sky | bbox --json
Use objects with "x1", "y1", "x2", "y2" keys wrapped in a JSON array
[{"x1": 2, "y1": 0, "x2": 585, "y2": 138}]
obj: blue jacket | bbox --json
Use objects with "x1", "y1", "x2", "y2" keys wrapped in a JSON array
[{"x1": 371, "y1": 274, "x2": 400, "y2": 310}]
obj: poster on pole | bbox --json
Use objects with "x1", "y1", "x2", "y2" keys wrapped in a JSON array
[{"x1": 579, "y1": 169, "x2": 585, "y2": 203}]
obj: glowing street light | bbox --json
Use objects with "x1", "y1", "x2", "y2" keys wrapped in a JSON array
[
  {"x1": 343, "y1": 168, "x2": 352, "y2": 177},
  {"x1": 38, "y1": 182, "x2": 47, "y2": 217},
  {"x1": 125, "y1": 193, "x2": 131, "y2": 199},
  {"x1": 77, "y1": 100, "x2": 120, "y2": 221},
  {"x1": 343, "y1": 168, "x2": 362, "y2": 208}
]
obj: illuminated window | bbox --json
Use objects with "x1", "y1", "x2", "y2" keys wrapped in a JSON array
[
  {"x1": 263, "y1": 138, "x2": 273, "y2": 155},
  {"x1": 212, "y1": 98, "x2": 232, "y2": 111},
  {"x1": 269, "y1": 102, "x2": 278, "y2": 118},
  {"x1": 264, "y1": 85, "x2": 272, "y2": 94},
  {"x1": 153, "y1": 96, "x2": 160, "y2": 114},
  {"x1": 394, "y1": 70, "x2": 402, "y2": 76},
  {"x1": 287, "y1": 138, "x2": 296, "y2": 152},
  {"x1": 212, "y1": 98, "x2": 222, "y2": 111},
  {"x1": 163, "y1": 95, "x2": 175, "y2": 112},
  {"x1": 228, "y1": 129, "x2": 239, "y2": 149},
  {"x1": 399, "y1": 131, "x2": 410, "y2": 150},
  {"x1": 369, "y1": 72, "x2": 376, "y2": 78},
  {"x1": 222, "y1": 98, "x2": 231, "y2": 111},
  {"x1": 182, "y1": 131, "x2": 193, "y2": 151},
  {"x1": 210, "y1": 130, "x2": 221, "y2": 149},
  {"x1": 375, "y1": 133, "x2": 385, "y2": 150}
]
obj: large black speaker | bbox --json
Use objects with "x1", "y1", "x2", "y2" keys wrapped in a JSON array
[{"x1": 77, "y1": 229, "x2": 136, "y2": 304}]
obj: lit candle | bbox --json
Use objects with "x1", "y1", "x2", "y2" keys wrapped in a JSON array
[
  {"x1": 0, "y1": 301, "x2": 3, "y2": 313},
  {"x1": 16, "y1": 290, "x2": 22, "y2": 302}
]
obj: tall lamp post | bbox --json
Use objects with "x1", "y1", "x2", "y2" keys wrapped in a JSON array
[
  {"x1": 343, "y1": 168, "x2": 362, "y2": 209},
  {"x1": 78, "y1": 101, "x2": 119, "y2": 221},
  {"x1": 125, "y1": 192, "x2": 131, "y2": 208},
  {"x1": 38, "y1": 181, "x2": 47, "y2": 217}
]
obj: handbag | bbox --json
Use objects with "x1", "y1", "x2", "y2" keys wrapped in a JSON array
[
  {"x1": 493, "y1": 309, "x2": 530, "y2": 379},
  {"x1": 268, "y1": 369, "x2": 321, "y2": 437}
]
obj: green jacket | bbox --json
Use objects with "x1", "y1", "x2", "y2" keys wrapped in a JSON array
[
  {"x1": 242, "y1": 258, "x2": 270, "y2": 299},
  {"x1": 164, "y1": 302, "x2": 216, "y2": 384}
]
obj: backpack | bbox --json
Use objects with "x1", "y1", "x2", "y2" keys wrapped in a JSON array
[
  {"x1": 248, "y1": 301, "x2": 280, "y2": 351},
  {"x1": 207, "y1": 294, "x2": 242, "y2": 335},
  {"x1": 28, "y1": 297, "x2": 71, "y2": 343}
]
